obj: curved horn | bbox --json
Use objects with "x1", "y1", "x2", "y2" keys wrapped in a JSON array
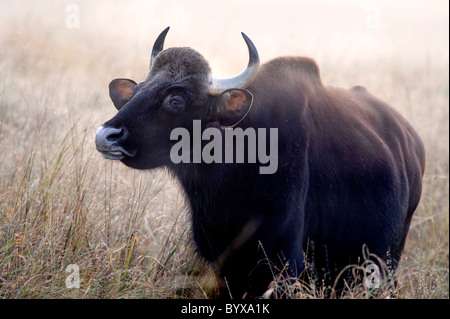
[
  {"x1": 150, "y1": 26, "x2": 170, "y2": 69},
  {"x1": 208, "y1": 32, "x2": 260, "y2": 95}
]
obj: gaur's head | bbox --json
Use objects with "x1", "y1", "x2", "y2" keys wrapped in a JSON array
[{"x1": 95, "y1": 27, "x2": 260, "y2": 169}]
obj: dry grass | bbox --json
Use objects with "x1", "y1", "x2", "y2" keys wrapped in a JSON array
[{"x1": 0, "y1": 1, "x2": 448, "y2": 299}]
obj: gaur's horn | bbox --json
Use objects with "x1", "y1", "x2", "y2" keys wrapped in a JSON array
[
  {"x1": 150, "y1": 26, "x2": 170, "y2": 69},
  {"x1": 208, "y1": 32, "x2": 260, "y2": 95}
]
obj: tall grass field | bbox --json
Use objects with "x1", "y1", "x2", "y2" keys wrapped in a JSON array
[{"x1": 0, "y1": 0, "x2": 448, "y2": 298}]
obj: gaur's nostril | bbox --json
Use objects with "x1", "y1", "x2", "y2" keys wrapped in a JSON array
[
  {"x1": 95, "y1": 126, "x2": 128, "y2": 151},
  {"x1": 107, "y1": 127, "x2": 125, "y2": 140}
]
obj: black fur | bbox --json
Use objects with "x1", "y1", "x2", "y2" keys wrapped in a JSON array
[{"x1": 96, "y1": 48, "x2": 425, "y2": 298}]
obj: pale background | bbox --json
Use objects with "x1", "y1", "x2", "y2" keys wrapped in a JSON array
[{"x1": 0, "y1": 0, "x2": 448, "y2": 298}]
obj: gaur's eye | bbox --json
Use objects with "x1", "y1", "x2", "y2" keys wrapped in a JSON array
[
  {"x1": 163, "y1": 95, "x2": 185, "y2": 112},
  {"x1": 170, "y1": 97, "x2": 184, "y2": 107}
]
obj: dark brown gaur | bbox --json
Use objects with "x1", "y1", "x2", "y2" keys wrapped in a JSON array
[{"x1": 96, "y1": 27, "x2": 425, "y2": 298}]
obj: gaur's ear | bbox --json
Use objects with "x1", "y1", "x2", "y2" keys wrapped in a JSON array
[
  {"x1": 214, "y1": 89, "x2": 253, "y2": 127},
  {"x1": 109, "y1": 78, "x2": 137, "y2": 110}
]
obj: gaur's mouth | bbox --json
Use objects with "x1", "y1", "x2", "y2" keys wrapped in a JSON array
[
  {"x1": 95, "y1": 125, "x2": 136, "y2": 160},
  {"x1": 96, "y1": 144, "x2": 135, "y2": 160},
  {"x1": 99, "y1": 150, "x2": 127, "y2": 160}
]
